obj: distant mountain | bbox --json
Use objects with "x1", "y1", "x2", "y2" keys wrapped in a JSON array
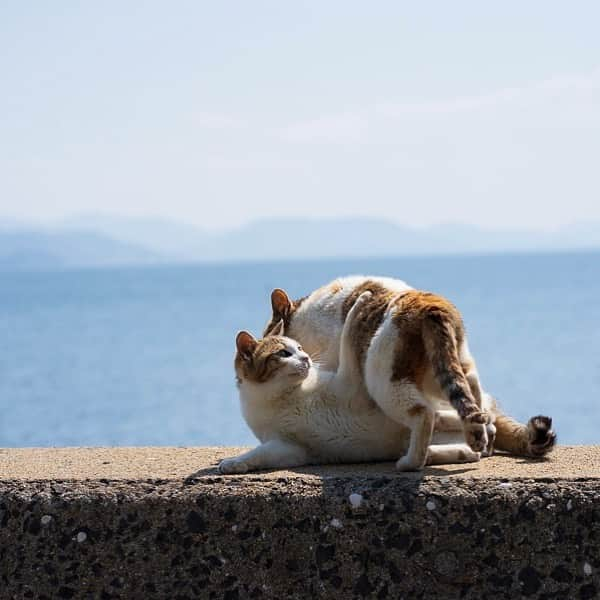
[
  {"x1": 61, "y1": 214, "x2": 216, "y2": 259},
  {"x1": 0, "y1": 229, "x2": 161, "y2": 270},
  {"x1": 65, "y1": 215, "x2": 600, "y2": 260},
  {"x1": 0, "y1": 216, "x2": 598, "y2": 270}
]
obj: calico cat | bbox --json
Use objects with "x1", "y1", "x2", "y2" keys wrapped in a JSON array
[
  {"x1": 219, "y1": 292, "x2": 481, "y2": 474},
  {"x1": 263, "y1": 276, "x2": 556, "y2": 461}
]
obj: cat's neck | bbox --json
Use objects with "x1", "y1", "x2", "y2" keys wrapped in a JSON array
[
  {"x1": 239, "y1": 366, "x2": 323, "y2": 406},
  {"x1": 238, "y1": 372, "x2": 302, "y2": 443},
  {"x1": 239, "y1": 378, "x2": 298, "y2": 406}
]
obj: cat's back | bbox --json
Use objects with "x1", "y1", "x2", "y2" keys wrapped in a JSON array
[
  {"x1": 290, "y1": 276, "x2": 412, "y2": 367},
  {"x1": 297, "y1": 275, "x2": 411, "y2": 316}
]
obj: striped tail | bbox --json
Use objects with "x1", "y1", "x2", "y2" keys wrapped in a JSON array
[
  {"x1": 421, "y1": 309, "x2": 489, "y2": 452},
  {"x1": 421, "y1": 311, "x2": 481, "y2": 420}
]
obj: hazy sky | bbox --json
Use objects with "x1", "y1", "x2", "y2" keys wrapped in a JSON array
[{"x1": 1, "y1": 2, "x2": 599, "y2": 231}]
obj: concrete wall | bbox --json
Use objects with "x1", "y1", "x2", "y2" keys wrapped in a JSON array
[{"x1": 1, "y1": 447, "x2": 599, "y2": 599}]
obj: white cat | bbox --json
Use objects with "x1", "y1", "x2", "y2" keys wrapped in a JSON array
[{"x1": 219, "y1": 292, "x2": 480, "y2": 474}]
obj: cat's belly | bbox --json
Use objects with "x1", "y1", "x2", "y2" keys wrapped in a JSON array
[{"x1": 298, "y1": 409, "x2": 410, "y2": 463}]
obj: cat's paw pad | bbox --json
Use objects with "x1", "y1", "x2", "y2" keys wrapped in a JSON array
[
  {"x1": 464, "y1": 412, "x2": 489, "y2": 453},
  {"x1": 218, "y1": 458, "x2": 249, "y2": 474},
  {"x1": 396, "y1": 455, "x2": 425, "y2": 472},
  {"x1": 526, "y1": 415, "x2": 556, "y2": 457}
]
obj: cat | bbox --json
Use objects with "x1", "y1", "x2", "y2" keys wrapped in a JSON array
[
  {"x1": 219, "y1": 292, "x2": 481, "y2": 474},
  {"x1": 262, "y1": 276, "x2": 556, "y2": 461},
  {"x1": 263, "y1": 283, "x2": 489, "y2": 471}
]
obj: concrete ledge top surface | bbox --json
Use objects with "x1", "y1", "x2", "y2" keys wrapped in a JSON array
[{"x1": 0, "y1": 445, "x2": 599, "y2": 483}]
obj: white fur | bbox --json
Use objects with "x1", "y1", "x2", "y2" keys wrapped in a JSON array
[
  {"x1": 231, "y1": 357, "x2": 413, "y2": 468},
  {"x1": 222, "y1": 290, "x2": 480, "y2": 473}
]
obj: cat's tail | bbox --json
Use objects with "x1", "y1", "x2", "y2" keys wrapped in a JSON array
[
  {"x1": 485, "y1": 395, "x2": 557, "y2": 457},
  {"x1": 421, "y1": 309, "x2": 482, "y2": 420},
  {"x1": 420, "y1": 305, "x2": 489, "y2": 451}
]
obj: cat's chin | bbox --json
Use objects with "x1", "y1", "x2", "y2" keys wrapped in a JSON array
[{"x1": 289, "y1": 365, "x2": 311, "y2": 380}]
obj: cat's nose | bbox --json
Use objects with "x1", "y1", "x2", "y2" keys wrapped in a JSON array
[{"x1": 300, "y1": 355, "x2": 310, "y2": 365}]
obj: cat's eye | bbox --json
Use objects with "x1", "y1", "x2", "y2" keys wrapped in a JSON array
[
  {"x1": 275, "y1": 349, "x2": 292, "y2": 358},
  {"x1": 297, "y1": 346, "x2": 303, "y2": 351}
]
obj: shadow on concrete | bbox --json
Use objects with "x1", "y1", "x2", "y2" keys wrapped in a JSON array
[{"x1": 184, "y1": 460, "x2": 480, "y2": 487}]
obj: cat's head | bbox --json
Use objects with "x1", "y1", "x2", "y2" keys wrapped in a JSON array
[
  {"x1": 234, "y1": 327, "x2": 312, "y2": 387},
  {"x1": 262, "y1": 288, "x2": 297, "y2": 338}
]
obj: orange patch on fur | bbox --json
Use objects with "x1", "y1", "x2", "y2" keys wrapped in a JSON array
[
  {"x1": 328, "y1": 281, "x2": 343, "y2": 294},
  {"x1": 390, "y1": 291, "x2": 465, "y2": 388}
]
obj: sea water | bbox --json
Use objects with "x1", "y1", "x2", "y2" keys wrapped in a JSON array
[{"x1": 1, "y1": 251, "x2": 598, "y2": 447}]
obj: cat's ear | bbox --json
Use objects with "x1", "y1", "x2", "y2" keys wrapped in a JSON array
[
  {"x1": 271, "y1": 288, "x2": 293, "y2": 319},
  {"x1": 236, "y1": 331, "x2": 257, "y2": 361},
  {"x1": 269, "y1": 319, "x2": 285, "y2": 337}
]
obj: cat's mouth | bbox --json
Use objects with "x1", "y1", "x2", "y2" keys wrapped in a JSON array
[{"x1": 293, "y1": 361, "x2": 311, "y2": 377}]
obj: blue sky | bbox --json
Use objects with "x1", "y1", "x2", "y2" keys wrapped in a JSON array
[{"x1": 1, "y1": 2, "x2": 599, "y2": 230}]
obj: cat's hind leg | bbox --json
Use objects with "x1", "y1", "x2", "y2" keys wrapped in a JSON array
[
  {"x1": 369, "y1": 380, "x2": 435, "y2": 471},
  {"x1": 218, "y1": 439, "x2": 308, "y2": 474},
  {"x1": 459, "y1": 341, "x2": 484, "y2": 409},
  {"x1": 459, "y1": 340, "x2": 498, "y2": 455},
  {"x1": 481, "y1": 416, "x2": 497, "y2": 457},
  {"x1": 396, "y1": 402, "x2": 436, "y2": 471}
]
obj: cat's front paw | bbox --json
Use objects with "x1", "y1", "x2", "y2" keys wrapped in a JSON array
[
  {"x1": 218, "y1": 458, "x2": 249, "y2": 474},
  {"x1": 464, "y1": 412, "x2": 489, "y2": 453},
  {"x1": 526, "y1": 415, "x2": 556, "y2": 457}
]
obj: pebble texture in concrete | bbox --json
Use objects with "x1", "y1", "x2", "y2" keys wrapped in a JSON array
[{"x1": 0, "y1": 446, "x2": 599, "y2": 599}]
